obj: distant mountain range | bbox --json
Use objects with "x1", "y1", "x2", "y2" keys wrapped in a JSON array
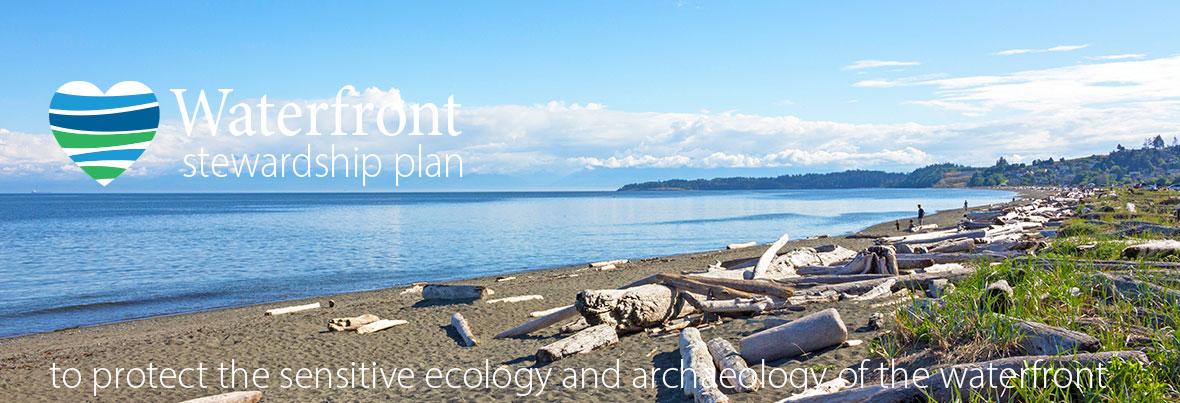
[{"x1": 618, "y1": 137, "x2": 1180, "y2": 191}]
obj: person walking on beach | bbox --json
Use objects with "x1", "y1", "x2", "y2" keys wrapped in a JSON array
[
  {"x1": 917, "y1": 204, "x2": 926, "y2": 226},
  {"x1": 895, "y1": 220, "x2": 900, "y2": 231},
  {"x1": 964, "y1": 200, "x2": 968, "y2": 210}
]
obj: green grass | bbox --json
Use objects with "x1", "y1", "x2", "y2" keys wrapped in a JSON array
[{"x1": 874, "y1": 187, "x2": 1180, "y2": 401}]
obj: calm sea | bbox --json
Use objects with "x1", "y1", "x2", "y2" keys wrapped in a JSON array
[{"x1": 0, "y1": 188, "x2": 1012, "y2": 338}]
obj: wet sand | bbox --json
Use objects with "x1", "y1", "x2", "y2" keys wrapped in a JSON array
[{"x1": 0, "y1": 194, "x2": 1026, "y2": 402}]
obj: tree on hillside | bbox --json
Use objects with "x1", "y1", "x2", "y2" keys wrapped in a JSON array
[{"x1": 1151, "y1": 135, "x2": 1166, "y2": 149}]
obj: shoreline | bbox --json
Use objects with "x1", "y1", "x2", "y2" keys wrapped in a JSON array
[
  {"x1": 0, "y1": 188, "x2": 1037, "y2": 401},
  {"x1": 1, "y1": 188, "x2": 1022, "y2": 341}
]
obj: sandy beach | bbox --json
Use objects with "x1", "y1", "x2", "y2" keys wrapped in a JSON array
[{"x1": 0, "y1": 195, "x2": 1025, "y2": 402}]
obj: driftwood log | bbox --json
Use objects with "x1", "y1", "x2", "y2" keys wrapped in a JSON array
[
  {"x1": 536, "y1": 324, "x2": 618, "y2": 364},
  {"x1": 531, "y1": 304, "x2": 573, "y2": 318},
  {"x1": 576, "y1": 284, "x2": 693, "y2": 331},
  {"x1": 451, "y1": 313, "x2": 478, "y2": 347},
  {"x1": 494, "y1": 305, "x2": 579, "y2": 339},
  {"x1": 679, "y1": 327, "x2": 728, "y2": 402},
  {"x1": 740, "y1": 308, "x2": 847, "y2": 363},
  {"x1": 327, "y1": 314, "x2": 380, "y2": 331},
  {"x1": 687, "y1": 295, "x2": 791, "y2": 314},
  {"x1": 356, "y1": 319, "x2": 408, "y2": 335},
  {"x1": 1121, "y1": 240, "x2": 1180, "y2": 259},
  {"x1": 1092, "y1": 272, "x2": 1180, "y2": 304},
  {"x1": 1003, "y1": 315, "x2": 1099, "y2": 355},
  {"x1": 727, "y1": 241, "x2": 757, "y2": 250},
  {"x1": 803, "y1": 265, "x2": 975, "y2": 296},
  {"x1": 265, "y1": 302, "x2": 320, "y2": 316},
  {"x1": 706, "y1": 338, "x2": 760, "y2": 393},
  {"x1": 180, "y1": 391, "x2": 263, "y2": 403},
  {"x1": 746, "y1": 233, "x2": 791, "y2": 280},
  {"x1": 672, "y1": 274, "x2": 794, "y2": 299},
  {"x1": 653, "y1": 274, "x2": 758, "y2": 299},
  {"x1": 422, "y1": 285, "x2": 490, "y2": 301}
]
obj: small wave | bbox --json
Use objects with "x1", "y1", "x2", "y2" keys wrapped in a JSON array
[
  {"x1": 645, "y1": 210, "x2": 907, "y2": 226},
  {"x1": 3, "y1": 290, "x2": 223, "y2": 319}
]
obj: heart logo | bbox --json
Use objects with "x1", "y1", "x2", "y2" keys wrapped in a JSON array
[{"x1": 48, "y1": 81, "x2": 159, "y2": 187}]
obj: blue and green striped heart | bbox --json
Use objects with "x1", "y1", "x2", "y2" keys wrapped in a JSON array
[{"x1": 49, "y1": 81, "x2": 159, "y2": 187}]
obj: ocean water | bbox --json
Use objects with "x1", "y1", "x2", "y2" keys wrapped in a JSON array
[{"x1": 0, "y1": 188, "x2": 1012, "y2": 338}]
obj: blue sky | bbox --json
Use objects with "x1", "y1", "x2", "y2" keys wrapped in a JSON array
[{"x1": 2, "y1": 1, "x2": 1179, "y2": 191}]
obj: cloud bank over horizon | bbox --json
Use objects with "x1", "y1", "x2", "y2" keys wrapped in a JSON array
[{"x1": 3, "y1": 53, "x2": 1180, "y2": 190}]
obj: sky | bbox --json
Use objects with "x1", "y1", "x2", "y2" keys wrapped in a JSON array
[{"x1": 2, "y1": 1, "x2": 1179, "y2": 191}]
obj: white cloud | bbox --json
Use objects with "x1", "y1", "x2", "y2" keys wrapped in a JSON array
[
  {"x1": 994, "y1": 44, "x2": 1089, "y2": 56},
  {"x1": 1088, "y1": 53, "x2": 1146, "y2": 61},
  {"x1": 6, "y1": 54, "x2": 1180, "y2": 185},
  {"x1": 852, "y1": 79, "x2": 900, "y2": 88},
  {"x1": 843, "y1": 60, "x2": 921, "y2": 70}
]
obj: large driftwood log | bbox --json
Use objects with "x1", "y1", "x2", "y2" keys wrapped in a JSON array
[
  {"x1": 1003, "y1": 315, "x2": 1099, "y2": 355},
  {"x1": 327, "y1": 314, "x2": 380, "y2": 331},
  {"x1": 679, "y1": 327, "x2": 728, "y2": 402},
  {"x1": 576, "y1": 284, "x2": 692, "y2": 330},
  {"x1": 746, "y1": 233, "x2": 791, "y2": 280},
  {"x1": 707, "y1": 338, "x2": 761, "y2": 393},
  {"x1": 422, "y1": 285, "x2": 490, "y2": 301},
  {"x1": 356, "y1": 319, "x2": 408, "y2": 335},
  {"x1": 494, "y1": 305, "x2": 579, "y2": 339},
  {"x1": 451, "y1": 313, "x2": 478, "y2": 347},
  {"x1": 654, "y1": 274, "x2": 758, "y2": 299},
  {"x1": 788, "y1": 351, "x2": 1149, "y2": 403},
  {"x1": 740, "y1": 308, "x2": 848, "y2": 363},
  {"x1": 1121, "y1": 240, "x2": 1180, "y2": 259},
  {"x1": 1092, "y1": 272, "x2": 1180, "y2": 304},
  {"x1": 531, "y1": 304, "x2": 573, "y2": 318},
  {"x1": 926, "y1": 238, "x2": 975, "y2": 254},
  {"x1": 674, "y1": 274, "x2": 794, "y2": 298},
  {"x1": 683, "y1": 293, "x2": 789, "y2": 314},
  {"x1": 265, "y1": 302, "x2": 320, "y2": 316},
  {"x1": 180, "y1": 391, "x2": 263, "y2": 403},
  {"x1": 882, "y1": 228, "x2": 986, "y2": 246},
  {"x1": 536, "y1": 324, "x2": 618, "y2": 364},
  {"x1": 778, "y1": 273, "x2": 894, "y2": 287},
  {"x1": 805, "y1": 266, "x2": 976, "y2": 296}
]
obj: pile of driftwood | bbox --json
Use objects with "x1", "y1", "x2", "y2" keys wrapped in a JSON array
[{"x1": 487, "y1": 227, "x2": 1014, "y2": 401}]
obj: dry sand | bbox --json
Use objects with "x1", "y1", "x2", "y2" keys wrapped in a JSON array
[{"x1": 0, "y1": 195, "x2": 1026, "y2": 402}]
